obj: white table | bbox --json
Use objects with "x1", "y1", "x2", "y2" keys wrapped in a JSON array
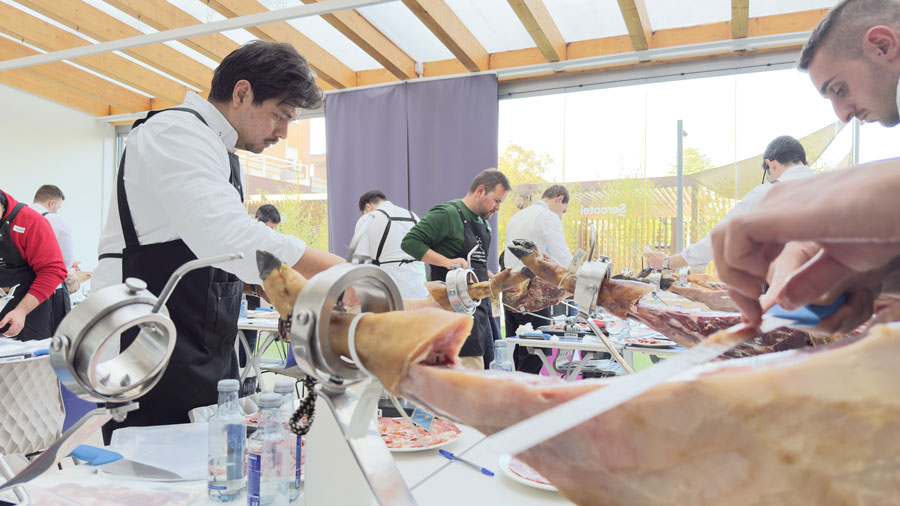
[
  {"x1": 507, "y1": 336, "x2": 685, "y2": 378},
  {"x1": 7, "y1": 424, "x2": 573, "y2": 505},
  {"x1": 236, "y1": 316, "x2": 281, "y2": 391}
]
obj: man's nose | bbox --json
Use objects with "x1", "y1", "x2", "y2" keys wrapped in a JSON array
[{"x1": 833, "y1": 100, "x2": 855, "y2": 123}]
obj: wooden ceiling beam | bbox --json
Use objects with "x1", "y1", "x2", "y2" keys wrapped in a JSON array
[
  {"x1": 0, "y1": 2, "x2": 187, "y2": 105},
  {"x1": 16, "y1": 0, "x2": 213, "y2": 91},
  {"x1": 102, "y1": 0, "x2": 239, "y2": 62},
  {"x1": 103, "y1": 0, "x2": 338, "y2": 92},
  {"x1": 507, "y1": 0, "x2": 567, "y2": 62},
  {"x1": 0, "y1": 69, "x2": 117, "y2": 116},
  {"x1": 402, "y1": 0, "x2": 489, "y2": 72},
  {"x1": 0, "y1": 37, "x2": 150, "y2": 112},
  {"x1": 732, "y1": 0, "x2": 750, "y2": 39},
  {"x1": 205, "y1": 0, "x2": 357, "y2": 89},
  {"x1": 617, "y1": 0, "x2": 653, "y2": 51},
  {"x1": 300, "y1": 0, "x2": 415, "y2": 80}
]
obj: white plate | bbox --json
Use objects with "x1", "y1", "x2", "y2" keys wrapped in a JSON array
[
  {"x1": 624, "y1": 339, "x2": 676, "y2": 348},
  {"x1": 386, "y1": 436, "x2": 459, "y2": 453},
  {"x1": 498, "y1": 454, "x2": 557, "y2": 492}
]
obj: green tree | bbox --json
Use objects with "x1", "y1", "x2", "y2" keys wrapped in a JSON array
[
  {"x1": 667, "y1": 146, "x2": 714, "y2": 176},
  {"x1": 496, "y1": 143, "x2": 552, "y2": 250},
  {"x1": 268, "y1": 197, "x2": 330, "y2": 251}
]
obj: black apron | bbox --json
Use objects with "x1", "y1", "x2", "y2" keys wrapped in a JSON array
[
  {"x1": 0, "y1": 203, "x2": 53, "y2": 341},
  {"x1": 41, "y1": 211, "x2": 72, "y2": 335},
  {"x1": 371, "y1": 208, "x2": 417, "y2": 266},
  {"x1": 101, "y1": 108, "x2": 244, "y2": 443},
  {"x1": 429, "y1": 201, "x2": 495, "y2": 365}
]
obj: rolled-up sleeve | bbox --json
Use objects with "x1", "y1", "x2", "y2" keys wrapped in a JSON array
[
  {"x1": 136, "y1": 124, "x2": 306, "y2": 285},
  {"x1": 401, "y1": 206, "x2": 448, "y2": 261}
]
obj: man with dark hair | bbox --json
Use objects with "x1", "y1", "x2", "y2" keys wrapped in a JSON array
[
  {"x1": 646, "y1": 135, "x2": 814, "y2": 271},
  {"x1": 254, "y1": 203, "x2": 281, "y2": 229},
  {"x1": 799, "y1": 0, "x2": 900, "y2": 126},
  {"x1": 503, "y1": 184, "x2": 573, "y2": 373},
  {"x1": 0, "y1": 189, "x2": 67, "y2": 340},
  {"x1": 353, "y1": 190, "x2": 427, "y2": 298},
  {"x1": 711, "y1": 0, "x2": 900, "y2": 334},
  {"x1": 402, "y1": 168, "x2": 511, "y2": 369},
  {"x1": 358, "y1": 189, "x2": 387, "y2": 213},
  {"x1": 31, "y1": 184, "x2": 76, "y2": 334},
  {"x1": 94, "y1": 41, "x2": 344, "y2": 441}
]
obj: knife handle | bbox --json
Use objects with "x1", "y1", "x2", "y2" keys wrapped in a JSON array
[
  {"x1": 68, "y1": 445, "x2": 124, "y2": 466},
  {"x1": 765, "y1": 294, "x2": 847, "y2": 327}
]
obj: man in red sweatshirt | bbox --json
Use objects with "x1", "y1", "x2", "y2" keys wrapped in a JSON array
[{"x1": 0, "y1": 189, "x2": 67, "y2": 340}]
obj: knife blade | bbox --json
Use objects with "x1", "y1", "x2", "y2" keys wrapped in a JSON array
[
  {"x1": 69, "y1": 445, "x2": 182, "y2": 480},
  {"x1": 486, "y1": 295, "x2": 847, "y2": 457}
]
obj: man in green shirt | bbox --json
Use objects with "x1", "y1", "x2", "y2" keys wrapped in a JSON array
[{"x1": 402, "y1": 169, "x2": 511, "y2": 369}]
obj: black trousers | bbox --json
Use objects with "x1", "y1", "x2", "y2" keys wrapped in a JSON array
[{"x1": 504, "y1": 307, "x2": 551, "y2": 374}]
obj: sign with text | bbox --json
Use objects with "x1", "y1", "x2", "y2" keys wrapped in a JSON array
[{"x1": 580, "y1": 203, "x2": 627, "y2": 217}]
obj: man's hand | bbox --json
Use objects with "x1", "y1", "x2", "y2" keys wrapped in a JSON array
[
  {"x1": 712, "y1": 160, "x2": 900, "y2": 325},
  {"x1": 644, "y1": 251, "x2": 667, "y2": 270},
  {"x1": 0, "y1": 307, "x2": 27, "y2": 337},
  {"x1": 445, "y1": 258, "x2": 468, "y2": 270}
]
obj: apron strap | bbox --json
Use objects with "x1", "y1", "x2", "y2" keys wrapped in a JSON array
[{"x1": 5, "y1": 203, "x2": 26, "y2": 225}]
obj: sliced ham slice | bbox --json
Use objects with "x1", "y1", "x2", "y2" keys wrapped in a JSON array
[
  {"x1": 507, "y1": 239, "x2": 653, "y2": 317},
  {"x1": 628, "y1": 303, "x2": 811, "y2": 358},
  {"x1": 400, "y1": 324, "x2": 900, "y2": 505}
]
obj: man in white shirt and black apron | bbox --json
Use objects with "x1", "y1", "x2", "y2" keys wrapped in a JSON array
[
  {"x1": 94, "y1": 41, "x2": 347, "y2": 443},
  {"x1": 354, "y1": 190, "x2": 428, "y2": 299}
]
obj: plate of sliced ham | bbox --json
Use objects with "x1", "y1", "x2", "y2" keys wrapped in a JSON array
[
  {"x1": 498, "y1": 454, "x2": 557, "y2": 491},
  {"x1": 377, "y1": 417, "x2": 461, "y2": 452},
  {"x1": 623, "y1": 337, "x2": 675, "y2": 348}
]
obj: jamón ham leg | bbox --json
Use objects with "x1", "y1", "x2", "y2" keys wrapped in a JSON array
[
  {"x1": 629, "y1": 303, "x2": 812, "y2": 358},
  {"x1": 400, "y1": 324, "x2": 900, "y2": 505},
  {"x1": 256, "y1": 251, "x2": 472, "y2": 394},
  {"x1": 507, "y1": 239, "x2": 653, "y2": 317},
  {"x1": 424, "y1": 267, "x2": 531, "y2": 311}
]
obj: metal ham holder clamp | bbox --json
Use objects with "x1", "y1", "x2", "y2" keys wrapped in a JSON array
[
  {"x1": 445, "y1": 244, "x2": 481, "y2": 315},
  {"x1": 572, "y1": 257, "x2": 636, "y2": 375},
  {"x1": 285, "y1": 219, "x2": 417, "y2": 506},
  {"x1": 0, "y1": 253, "x2": 243, "y2": 500}
]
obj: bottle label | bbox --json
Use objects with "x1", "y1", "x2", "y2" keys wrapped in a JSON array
[
  {"x1": 295, "y1": 436, "x2": 302, "y2": 488},
  {"x1": 208, "y1": 484, "x2": 226, "y2": 491},
  {"x1": 247, "y1": 452, "x2": 261, "y2": 506}
]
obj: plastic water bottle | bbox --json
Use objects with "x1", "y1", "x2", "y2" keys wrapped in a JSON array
[
  {"x1": 274, "y1": 381, "x2": 301, "y2": 503},
  {"x1": 208, "y1": 379, "x2": 246, "y2": 502},
  {"x1": 247, "y1": 393, "x2": 290, "y2": 506},
  {"x1": 240, "y1": 296, "x2": 248, "y2": 319},
  {"x1": 489, "y1": 340, "x2": 514, "y2": 372}
]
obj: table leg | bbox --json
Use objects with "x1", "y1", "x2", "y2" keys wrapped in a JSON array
[{"x1": 526, "y1": 346, "x2": 556, "y2": 378}]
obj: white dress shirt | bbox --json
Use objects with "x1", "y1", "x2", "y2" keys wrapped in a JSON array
[
  {"x1": 31, "y1": 203, "x2": 74, "y2": 269},
  {"x1": 352, "y1": 201, "x2": 428, "y2": 299},
  {"x1": 504, "y1": 200, "x2": 573, "y2": 270},
  {"x1": 680, "y1": 164, "x2": 815, "y2": 268},
  {"x1": 93, "y1": 92, "x2": 307, "y2": 291}
]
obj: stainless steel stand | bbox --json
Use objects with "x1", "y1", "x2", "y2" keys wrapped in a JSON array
[
  {"x1": 0, "y1": 253, "x2": 241, "y2": 496},
  {"x1": 573, "y1": 260, "x2": 635, "y2": 375}
]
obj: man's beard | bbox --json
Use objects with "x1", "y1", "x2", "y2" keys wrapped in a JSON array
[{"x1": 868, "y1": 62, "x2": 900, "y2": 127}]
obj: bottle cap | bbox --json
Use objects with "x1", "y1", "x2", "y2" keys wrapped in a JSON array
[
  {"x1": 274, "y1": 380, "x2": 294, "y2": 394},
  {"x1": 217, "y1": 379, "x2": 239, "y2": 392},
  {"x1": 258, "y1": 393, "x2": 282, "y2": 408}
]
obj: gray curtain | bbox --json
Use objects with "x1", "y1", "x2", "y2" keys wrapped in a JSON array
[
  {"x1": 325, "y1": 75, "x2": 500, "y2": 267},
  {"x1": 406, "y1": 75, "x2": 500, "y2": 271},
  {"x1": 325, "y1": 85, "x2": 408, "y2": 255}
]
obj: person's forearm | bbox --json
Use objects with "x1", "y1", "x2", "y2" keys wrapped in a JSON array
[
  {"x1": 14, "y1": 293, "x2": 40, "y2": 316},
  {"x1": 422, "y1": 249, "x2": 452, "y2": 269},
  {"x1": 291, "y1": 247, "x2": 345, "y2": 279},
  {"x1": 667, "y1": 254, "x2": 688, "y2": 269}
]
